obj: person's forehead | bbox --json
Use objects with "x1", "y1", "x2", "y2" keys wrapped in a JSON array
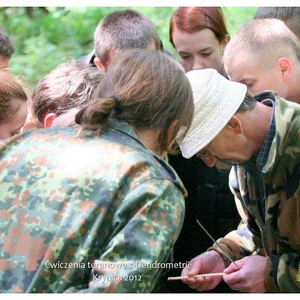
[
  {"x1": 173, "y1": 27, "x2": 220, "y2": 50},
  {"x1": 230, "y1": 67, "x2": 271, "y2": 83},
  {"x1": 225, "y1": 53, "x2": 265, "y2": 80}
]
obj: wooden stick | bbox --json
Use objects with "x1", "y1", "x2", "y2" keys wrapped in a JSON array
[{"x1": 168, "y1": 272, "x2": 225, "y2": 281}]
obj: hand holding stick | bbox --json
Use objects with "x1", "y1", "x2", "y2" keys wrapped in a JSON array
[
  {"x1": 168, "y1": 272, "x2": 225, "y2": 281},
  {"x1": 196, "y1": 219, "x2": 240, "y2": 270}
]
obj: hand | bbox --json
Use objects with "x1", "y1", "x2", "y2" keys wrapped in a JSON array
[
  {"x1": 181, "y1": 250, "x2": 225, "y2": 292},
  {"x1": 223, "y1": 255, "x2": 267, "y2": 293}
]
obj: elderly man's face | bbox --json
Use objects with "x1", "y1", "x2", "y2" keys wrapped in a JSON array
[{"x1": 195, "y1": 116, "x2": 256, "y2": 169}]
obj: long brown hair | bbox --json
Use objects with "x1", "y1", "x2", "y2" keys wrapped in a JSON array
[{"x1": 76, "y1": 49, "x2": 194, "y2": 154}]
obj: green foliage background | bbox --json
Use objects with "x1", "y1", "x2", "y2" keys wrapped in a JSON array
[{"x1": 0, "y1": 7, "x2": 258, "y2": 90}]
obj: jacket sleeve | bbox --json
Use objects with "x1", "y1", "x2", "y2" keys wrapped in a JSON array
[
  {"x1": 65, "y1": 179, "x2": 185, "y2": 293},
  {"x1": 227, "y1": 167, "x2": 300, "y2": 292},
  {"x1": 264, "y1": 253, "x2": 300, "y2": 292},
  {"x1": 209, "y1": 167, "x2": 300, "y2": 292}
]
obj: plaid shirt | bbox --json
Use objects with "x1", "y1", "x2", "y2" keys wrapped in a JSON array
[{"x1": 256, "y1": 98, "x2": 276, "y2": 169}]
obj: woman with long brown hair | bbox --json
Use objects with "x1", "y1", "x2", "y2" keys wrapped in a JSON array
[
  {"x1": 0, "y1": 49, "x2": 194, "y2": 293},
  {"x1": 170, "y1": 7, "x2": 230, "y2": 76}
]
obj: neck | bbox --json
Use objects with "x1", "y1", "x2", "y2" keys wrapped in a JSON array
[
  {"x1": 134, "y1": 127, "x2": 164, "y2": 157},
  {"x1": 287, "y1": 72, "x2": 300, "y2": 104},
  {"x1": 244, "y1": 102, "x2": 273, "y2": 155}
]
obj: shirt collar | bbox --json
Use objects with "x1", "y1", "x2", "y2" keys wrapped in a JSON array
[{"x1": 255, "y1": 98, "x2": 276, "y2": 169}]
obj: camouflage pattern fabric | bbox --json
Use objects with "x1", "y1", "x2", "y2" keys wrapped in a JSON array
[
  {"x1": 0, "y1": 119, "x2": 186, "y2": 293},
  {"x1": 209, "y1": 92, "x2": 300, "y2": 292}
]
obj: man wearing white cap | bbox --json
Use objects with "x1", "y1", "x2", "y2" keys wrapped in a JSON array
[{"x1": 179, "y1": 68, "x2": 300, "y2": 293}]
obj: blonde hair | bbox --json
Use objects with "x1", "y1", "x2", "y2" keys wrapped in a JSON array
[
  {"x1": 224, "y1": 18, "x2": 300, "y2": 69},
  {"x1": 254, "y1": 7, "x2": 300, "y2": 40}
]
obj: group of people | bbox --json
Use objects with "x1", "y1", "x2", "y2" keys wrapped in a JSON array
[{"x1": 0, "y1": 7, "x2": 299, "y2": 293}]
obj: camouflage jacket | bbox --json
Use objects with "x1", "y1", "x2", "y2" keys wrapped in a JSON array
[
  {"x1": 0, "y1": 120, "x2": 186, "y2": 293},
  {"x1": 209, "y1": 92, "x2": 300, "y2": 292}
]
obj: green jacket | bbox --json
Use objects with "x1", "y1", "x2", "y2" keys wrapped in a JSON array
[
  {"x1": 210, "y1": 92, "x2": 300, "y2": 292},
  {"x1": 0, "y1": 120, "x2": 186, "y2": 293}
]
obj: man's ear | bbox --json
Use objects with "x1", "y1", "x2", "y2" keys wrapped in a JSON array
[
  {"x1": 94, "y1": 57, "x2": 106, "y2": 71},
  {"x1": 223, "y1": 34, "x2": 230, "y2": 47},
  {"x1": 221, "y1": 34, "x2": 230, "y2": 54},
  {"x1": 44, "y1": 113, "x2": 57, "y2": 128},
  {"x1": 227, "y1": 115, "x2": 243, "y2": 134},
  {"x1": 276, "y1": 57, "x2": 292, "y2": 81}
]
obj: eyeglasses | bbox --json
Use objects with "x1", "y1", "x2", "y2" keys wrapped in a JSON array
[
  {"x1": 196, "y1": 142, "x2": 246, "y2": 166},
  {"x1": 196, "y1": 143, "x2": 215, "y2": 160}
]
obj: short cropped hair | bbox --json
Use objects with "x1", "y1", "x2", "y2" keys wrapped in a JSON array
[
  {"x1": 254, "y1": 7, "x2": 300, "y2": 40},
  {"x1": 223, "y1": 19, "x2": 300, "y2": 69},
  {"x1": 94, "y1": 9, "x2": 161, "y2": 63},
  {"x1": 31, "y1": 60, "x2": 104, "y2": 124},
  {"x1": 0, "y1": 29, "x2": 15, "y2": 58}
]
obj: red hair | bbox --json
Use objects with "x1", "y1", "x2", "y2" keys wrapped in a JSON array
[{"x1": 170, "y1": 7, "x2": 229, "y2": 47}]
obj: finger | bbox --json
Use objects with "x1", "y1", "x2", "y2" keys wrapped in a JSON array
[
  {"x1": 223, "y1": 273, "x2": 241, "y2": 286},
  {"x1": 182, "y1": 258, "x2": 202, "y2": 277},
  {"x1": 182, "y1": 275, "x2": 205, "y2": 285},
  {"x1": 223, "y1": 262, "x2": 240, "y2": 274},
  {"x1": 188, "y1": 282, "x2": 204, "y2": 290},
  {"x1": 223, "y1": 272, "x2": 242, "y2": 291},
  {"x1": 190, "y1": 281, "x2": 209, "y2": 291},
  {"x1": 195, "y1": 277, "x2": 220, "y2": 292},
  {"x1": 181, "y1": 266, "x2": 192, "y2": 277},
  {"x1": 226, "y1": 281, "x2": 245, "y2": 292}
]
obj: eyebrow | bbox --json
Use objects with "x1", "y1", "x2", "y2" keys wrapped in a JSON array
[
  {"x1": 199, "y1": 47, "x2": 213, "y2": 52},
  {"x1": 229, "y1": 74, "x2": 252, "y2": 83},
  {"x1": 178, "y1": 46, "x2": 213, "y2": 55},
  {"x1": 239, "y1": 77, "x2": 254, "y2": 84},
  {"x1": 178, "y1": 51, "x2": 189, "y2": 55}
]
